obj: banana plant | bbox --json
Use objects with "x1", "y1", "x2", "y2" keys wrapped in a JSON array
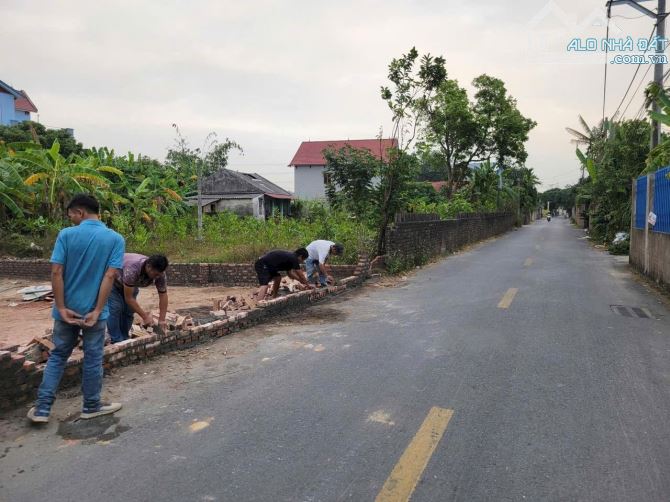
[
  {"x1": 0, "y1": 154, "x2": 26, "y2": 217},
  {"x1": 15, "y1": 140, "x2": 123, "y2": 219},
  {"x1": 576, "y1": 147, "x2": 597, "y2": 181}
]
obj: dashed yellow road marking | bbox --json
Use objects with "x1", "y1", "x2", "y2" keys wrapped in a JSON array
[
  {"x1": 497, "y1": 288, "x2": 518, "y2": 309},
  {"x1": 524, "y1": 258, "x2": 533, "y2": 267},
  {"x1": 375, "y1": 407, "x2": 454, "y2": 502}
]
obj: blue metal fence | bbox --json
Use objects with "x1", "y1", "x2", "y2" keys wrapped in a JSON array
[
  {"x1": 635, "y1": 175, "x2": 647, "y2": 230},
  {"x1": 653, "y1": 166, "x2": 670, "y2": 234}
]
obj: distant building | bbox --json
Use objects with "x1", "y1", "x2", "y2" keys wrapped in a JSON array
[
  {"x1": 0, "y1": 79, "x2": 38, "y2": 126},
  {"x1": 186, "y1": 168, "x2": 293, "y2": 220},
  {"x1": 288, "y1": 138, "x2": 398, "y2": 200}
]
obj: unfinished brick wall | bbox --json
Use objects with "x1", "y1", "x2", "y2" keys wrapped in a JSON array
[
  {"x1": 0, "y1": 268, "x2": 369, "y2": 410},
  {"x1": 0, "y1": 259, "x2": 51, "y2": 280},
  {"x1": 385, "y1": 212, "x2": 515, "y2": 265},
  {"x1": 0, "y1": 260, "x2": 358, "y2": 287}
]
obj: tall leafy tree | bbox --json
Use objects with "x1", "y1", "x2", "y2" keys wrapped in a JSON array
[
  {"x1": 0, "y1": 121, "x2": 84, "y2": 158},
  {"x1": 386, "y1": 48, "x2": 537, "y2": 195},
  {"x1": 323, "y1": 145, "x2": 378, "y2": 220}
]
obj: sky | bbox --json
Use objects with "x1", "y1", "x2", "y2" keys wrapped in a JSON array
[{"x1": 0, "y1": 0, "x2": 661, "y2": 191}]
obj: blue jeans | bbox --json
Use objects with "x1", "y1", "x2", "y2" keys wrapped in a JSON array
[
  {"x1": 106, "y1": 286, "x2": 138, "y2": 343},
  {"x1": 35, "y1": 319, "x2": 106, "y2": 413},
  {"x1": 305, "y1": 259, "x2": 327, "y2": 286}
]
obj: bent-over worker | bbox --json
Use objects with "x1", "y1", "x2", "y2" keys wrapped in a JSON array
[
  {"x1": 254, "y1": 248, "x2": 314, "y2": 299},
  {"x1": 305, "y1": 240, "x2": 344, "y2": 287},
  {"x1": 106, "y1": 253, "x2": 169, "y2": 343}
]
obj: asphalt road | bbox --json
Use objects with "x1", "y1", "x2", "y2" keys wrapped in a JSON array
[{"x1": 2, "y1": 219, "x2": 670, "y2": 502}]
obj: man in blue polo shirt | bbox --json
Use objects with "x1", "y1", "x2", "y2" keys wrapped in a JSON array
[{"x1": 28, "y1": 194, "x2": 125, "y2": 423}]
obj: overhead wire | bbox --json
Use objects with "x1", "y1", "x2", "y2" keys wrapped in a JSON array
[
  {"x1": 621, "y1": 63, "x2": 653, "y2": 118},
  {"x1": 611, "y1": 24, "x2": 658, "y2": 121}
]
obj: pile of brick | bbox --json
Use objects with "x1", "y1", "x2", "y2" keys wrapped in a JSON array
[
  {"x1": 128, "y1": 311, "x2": 195, "y2": 337},
  {"x1": 13, "y1": 331, "x2": 56, "y2": 364},
  {"x1": 211, "y1": 294, "x2": 257, "y2": 317}
]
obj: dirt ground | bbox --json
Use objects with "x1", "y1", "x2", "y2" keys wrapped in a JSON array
[{"x1": 0, "y1": 278, "x2": 256, "y2": 349}]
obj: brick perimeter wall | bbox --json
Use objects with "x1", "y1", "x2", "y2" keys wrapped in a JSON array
[
  {"x1": 0, "y1": 258, "x2": 371, "y2": 411},
  {"x1": 385, "y1": 212, "x2": 515, "y2": 265},
  {"x1": 0, "y1": 260, "x2": 357, "y2": 287}
]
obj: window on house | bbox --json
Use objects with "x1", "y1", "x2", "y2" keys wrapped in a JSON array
[{"x1": 323, "y1": 172, "x2": 332, "y2": 185}]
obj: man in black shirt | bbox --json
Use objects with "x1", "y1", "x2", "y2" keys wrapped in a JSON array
[{"x1": 254, "y1": 248, "x2": 314, "y2": 299}]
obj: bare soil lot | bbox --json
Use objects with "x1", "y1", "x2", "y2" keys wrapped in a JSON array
[{"x1": 0, "y1": 278, "x2": 256, "y2": 348}]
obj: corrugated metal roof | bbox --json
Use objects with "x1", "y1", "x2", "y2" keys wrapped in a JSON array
[{"x1": 201, "y1": 169, "x2": 292, "y2": 197}]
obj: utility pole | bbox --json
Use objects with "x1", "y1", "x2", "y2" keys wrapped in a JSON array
[
  {"x1": 608, "y1": 0, "x2": 667, "y2": 148},
  {"x1": 654, "y1": 0, "x2": 666, "y2": 148},
  {"x1": 196, "y1": 160, "x2": 203, "y2": 241}
]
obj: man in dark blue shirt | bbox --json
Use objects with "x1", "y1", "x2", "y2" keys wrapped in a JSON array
[{"x1": 28, "y1": 194, "x2": 125, "y2": 424}]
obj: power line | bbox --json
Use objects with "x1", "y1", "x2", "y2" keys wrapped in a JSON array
[
  {"x1": 611, "y1": 13, "x2": 647, "y2": 19},
  {"x1": 621, "y1": 63, "x2": 653, "y2": 119},
  {"x1": 612, "y1": 24, "x2": 657, "y2": 121}
]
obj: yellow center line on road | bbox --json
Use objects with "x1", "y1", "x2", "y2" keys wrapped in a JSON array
[
  {"x1": 524, "y1": 258, "x2": 533, "y2": 267},
  {"x1": 497, "y1": 288, "x2": 518, "y2": 309},
  {"x1": 375, "y1": 407, "x2": 454, "y2": 502}
]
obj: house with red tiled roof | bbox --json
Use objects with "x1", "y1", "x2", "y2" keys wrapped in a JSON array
[
  {"x1": 0, "y1": 79, "x2": 38, "y2": 126},
  {"x1": 288, "y1": 138, "x2": 397, "y2": 199}
]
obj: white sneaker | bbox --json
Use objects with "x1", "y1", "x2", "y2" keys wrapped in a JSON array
[{"x1": 80, "y1": 402, "x2": 122, "y2": 419}]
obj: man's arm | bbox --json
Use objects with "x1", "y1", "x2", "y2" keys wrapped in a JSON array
[
  {"x1": 51, "y1": 264, "x2": 82, "y2": 324},
  {"x1": 123, "y1": 285, "x2": 153, "y2": 326},
  {"x1": 82, "y1": 267, "x2": 119, "y2": 327},
  {"x1": 287, "y1": 269, "x2": 314, "y2": 288},
  {"x1": 270, "y1": 276, "x2": 282, "y2": 297},
  {"x1": 318, "y1": 262, "x2": 334, "y2": 284},
  {"x1": 157, "y1": 291, "x2": 168, "y2": 331}
]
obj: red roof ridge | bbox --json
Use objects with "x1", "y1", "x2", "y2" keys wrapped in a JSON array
[{"x1": 288, "y1": 138, "x2": 398, "y2": 167}]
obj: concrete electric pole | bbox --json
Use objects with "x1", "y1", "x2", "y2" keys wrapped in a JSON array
[{"x1": 608, "y1": 0, "x2": 667, "y2": 148}]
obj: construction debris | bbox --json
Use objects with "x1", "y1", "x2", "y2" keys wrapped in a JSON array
[
  {"x1": 15, "y1": 332, "x2": 55, "y2": 363},
  {"x1": 151, "y1": 311, "x2": 194, "y2": 330},
  {"x1": 211, "y1": 294, "x2": 258, "y2": 317},
  {"x1": 280, "y1": 277, "x2": 307, "y2": 293},
  {"x1": 17, "y1": 285, "x2": 53, "y2": 302}
]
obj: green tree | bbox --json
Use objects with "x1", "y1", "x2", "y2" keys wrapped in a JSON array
[
  {"x1": 569, "y1": 119, "x2": 649, "y2": 242},
  {"x1": 393, "y1": 50, "x2": 537, "y2": 195},
  {"x1": 323, "y1": 145, "x2": 378, "y2": 220},
  {"x1": 0, "y1": 121, "x2": 84, "y2": 158}
]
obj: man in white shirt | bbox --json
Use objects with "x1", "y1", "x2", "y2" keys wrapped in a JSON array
[{"x1": 305, "y1": 240, "x2": 344, "y2": 287}]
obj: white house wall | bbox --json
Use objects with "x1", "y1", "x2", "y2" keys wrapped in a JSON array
[
  {"x1": 293, "y1": 165, "x2": 382, "y2": 201},
  {"x1": 294, "y1": 165, "x2": 326, "y2": 200}
]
